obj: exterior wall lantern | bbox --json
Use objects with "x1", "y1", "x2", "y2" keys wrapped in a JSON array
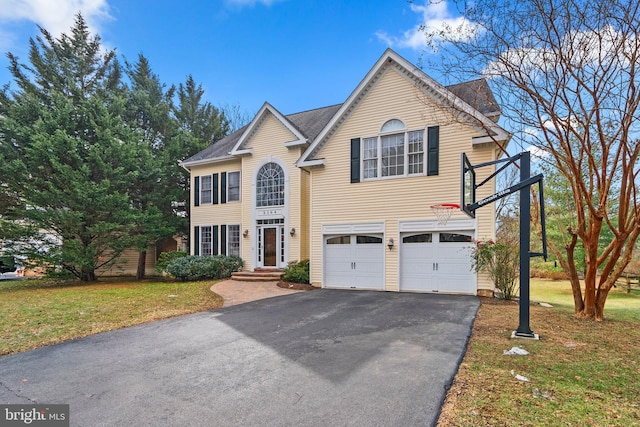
[
  {"x1": 290, "y1": 227, "x2": 296, "y2": 236},
  {"x1": 387, "y1": 238, "x2": 394, "y2": 250},
  {"x1": 243, "y1": 229, "x2": 249, "y2": 238}
]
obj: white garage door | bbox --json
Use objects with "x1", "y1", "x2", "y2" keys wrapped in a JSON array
[
  {"x1": 324, "y1": 234, "x2": 384, "y2": 290},
  {"x1": 400, "y1": 231, "x2": 475, "y2": 294}
]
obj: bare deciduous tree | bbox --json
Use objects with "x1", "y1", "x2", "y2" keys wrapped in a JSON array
[{"x1": 423, "y1": 0, "x2": 640, "y2": 320}]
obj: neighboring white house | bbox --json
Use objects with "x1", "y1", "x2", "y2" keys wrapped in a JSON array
[{"x1": 180, "y1": 49, "x2": 509, "y2": 295}]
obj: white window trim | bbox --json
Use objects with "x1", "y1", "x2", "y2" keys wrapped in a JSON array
[
  {"x1": 200, "y1": 225, "x2": 214, "y2": 256},
  {"x1": 200, "y1": 175, "x2": 213, "y2": 205},
  {"x1": 361, "y1": 127, "x2": 426, "y2": 181},
  {"x1": 226, "y1": 171, "x2": 241, "y2": 203},
  {"x1": 256, "y1": 162, "x2": 285, "y2": 207},
  {"x1": 227, "y1": 224, "x2": 241, "y2": 257}
]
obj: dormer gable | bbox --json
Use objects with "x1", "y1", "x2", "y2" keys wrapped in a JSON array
[
  {"x1": 298, "y1": 49, "x2": 510, "y2": 167},
  {"x1": 230, "y1": 102, "x2": 307, "y2": 156}
]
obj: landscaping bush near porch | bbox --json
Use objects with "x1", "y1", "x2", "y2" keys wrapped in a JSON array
[
  {"x1": 166, "y1": 255, "x2": 243, "y2": 281},
  {"x1": 282, "y1": 259, "x2": 309, "y2": 284},
  {"x1": 155, "y1": 250, "x2": 188, "y2": 275}
]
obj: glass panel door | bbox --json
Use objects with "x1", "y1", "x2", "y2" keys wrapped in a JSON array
[{"x1": 263, "y1": 227, "x2": 277, "y2": 267}]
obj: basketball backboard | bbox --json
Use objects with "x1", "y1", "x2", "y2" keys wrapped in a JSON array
[{"x1": 461, "y1": 153, "x2": 476, "y2": 218}]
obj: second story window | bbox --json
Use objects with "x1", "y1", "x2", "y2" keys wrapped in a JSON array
[
  {"x1": 360, "y1": 120, "x2": 428, "y2": 181},
  {"x1": 201, "y1": 175, "x2": 212, "y2": 204},
  {"x1": 227, "y1": 171, "x2": 240, "y2": 202},
  {"x1": 256, "y1": 162, "x2": 285, "y2": 207}
]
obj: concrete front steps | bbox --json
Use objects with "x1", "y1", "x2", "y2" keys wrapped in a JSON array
[{"x1": 231, "y1": 269, "x2": 284, "y2": 282}]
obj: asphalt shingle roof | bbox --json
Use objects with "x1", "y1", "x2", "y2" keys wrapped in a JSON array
[
  {"x1": 182, "y1": 104, "x2": 342, "y2": 165},
  {"x1": 182, "y1": 79, "x2": 498, "y2": 166},
  {"x1": 445, "y1": 79, "x2": 501, "y2": 117}
]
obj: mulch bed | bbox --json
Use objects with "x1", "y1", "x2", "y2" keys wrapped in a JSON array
[{"x1": 277, "y1": 281, "x2": 317, "y2": 291}]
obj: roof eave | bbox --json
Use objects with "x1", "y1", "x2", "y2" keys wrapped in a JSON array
[
  {"x1": 284, "y1": 139, "x2": 308, "y2": 147},
  {"x1": 230, "y1": 148, "x2": 252, "y2": 156},
  {"x1": 296, "y1": 158, "x2": 325, "y2": 168},
  {"x1": 179, "y1": 154, "x2": 237, "y2": 168}
]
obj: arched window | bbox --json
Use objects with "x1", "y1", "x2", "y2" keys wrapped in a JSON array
[
  {"x1": 256, "y1": 162, "x2": 285, "y2": 207},
  {"x1": 380, "y1": 119, "x2": 406, "y2": 133}
]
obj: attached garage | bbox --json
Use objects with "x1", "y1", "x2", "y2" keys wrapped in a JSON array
[
  {"x1": 400, "y1": 230, "x2": 476, "y2": 294},
  {"x1": 323, "y1": 234, "x2": 384, "y2": 290}
]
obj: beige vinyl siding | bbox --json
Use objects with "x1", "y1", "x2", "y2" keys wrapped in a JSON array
[
  {"x1": 238, "y1": 113, "x2": 306, "y2": 267},
  {"x1": 97, "y1": 246, "x2": 156, "y2": 276},
  {"x1": 190, "y1": 159, "x2": 243, "y2": 255},
  {"x1": 309, "y1": 66, "x2": 496, "y2": 291},
  {"x1": 300, "y1": 166, "x2": 311, "y2": 260}
]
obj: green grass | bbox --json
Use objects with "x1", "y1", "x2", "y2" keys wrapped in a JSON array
[
  {"x1": 530, "y1": 278, "x2": 640, "y2": 321},
  {"x1": 439, "y1": 280, "x2": 640, "y2": 426},
  {"x1": 0, "y1": 277, "x2": 223, "y2": 356}
]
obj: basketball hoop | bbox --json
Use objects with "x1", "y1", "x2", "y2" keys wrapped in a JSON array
[{"x1": 431, "y1": 203, "x2": 460, "y2": 225}]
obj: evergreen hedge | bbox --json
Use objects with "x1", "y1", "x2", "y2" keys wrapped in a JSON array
[{"x1": 166, "y1": 255, "x2": 243, "y2": 281}]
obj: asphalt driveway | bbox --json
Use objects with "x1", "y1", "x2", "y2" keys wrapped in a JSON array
[{"x1": 0, "y1": 290, "x2": 479, "y2": 426}]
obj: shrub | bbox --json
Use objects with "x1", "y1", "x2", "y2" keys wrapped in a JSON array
[
  {"x1": 155, "y1": 250, "x2": 188, "y2": 275},
  {"x1": 166, "y1": 255, "x2": 243, "y2": 281},
  {"x1": 472, "y1": 240, "x2": 520, "y2": 300},
  {"x1": 282, "y1": 259, "x2": 309, "y2": 284}
]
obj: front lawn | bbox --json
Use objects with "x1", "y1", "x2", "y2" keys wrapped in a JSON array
[
  {"x1": 0, "y1": 278, "x2": 223, "y2": 356},
  {"x1": 438, "y1": 280, "x2": 640, "y2": 425}
]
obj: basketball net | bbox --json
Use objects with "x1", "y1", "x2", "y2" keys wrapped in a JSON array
[{"x1": 431, "y1": 203, "x2": 459, "y2": 225}]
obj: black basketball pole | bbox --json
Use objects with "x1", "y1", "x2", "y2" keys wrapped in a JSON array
[
  {"x1": 515, "y1": 150, "x2": 535, "y2": 338},
  {"x1": 463, "y1": 150, "x2": 546, "y2": 339}
]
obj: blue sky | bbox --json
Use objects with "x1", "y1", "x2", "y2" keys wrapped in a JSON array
[{"x1": 0, "y1": 0, "x2": 471, "y2": 117}]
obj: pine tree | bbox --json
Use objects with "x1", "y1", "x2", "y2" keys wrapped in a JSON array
[
  {"x1": 124, "y1": 54, "x2": 180, "y2": 279},
  {"x1": 0, "y1": 14, "x2": 145, "y2": 281},
  {"x1": 171, "y1": 75, "x2": 231, "y2": 225}
]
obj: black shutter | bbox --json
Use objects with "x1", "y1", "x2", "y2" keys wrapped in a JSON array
[
  {"x1": 194, "y1": 176, "x2": 200, "y2": 206},
  {"x1": 350, "y1": 138, "x2": 361, "y2": 183},
  {"x1": 213, "y1": 173, "x2": 219, "y2": 205},
  {"x1": 213, "y1": 225, "x2": 219, "y2": 255},
  {"x1": 427, "y1": 126, "x2": 439, "y2": 176},
  {"x1": 221, "y1": 225, "x2": 227, "y2": 256},
  {"x1": 221, "y1": 172, "x2": 227, "y2": 204},
  {"x1": 193, "y1": 226, "x2": 200, "y2": 256}
]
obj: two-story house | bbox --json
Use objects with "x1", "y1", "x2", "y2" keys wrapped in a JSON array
[{"x1": 180, "y1": 49, "x2": 509, "y2": 295}]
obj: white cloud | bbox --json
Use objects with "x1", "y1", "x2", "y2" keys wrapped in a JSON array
[
  {"x1": 526, "y1": 145, "x2": 550, "y2": 159},
  {"x1": 523, "y1": 126, "x2": 541, "y2": 138},
  {"x1": 0, "y1": 0, "x2": 111, "y2": 38},
  {"x1": 484, "y1": 25, "x2": 637, "y2": 80},
  {"x1": 376, "y1": 1, "x2": 479, "y2": 50}
]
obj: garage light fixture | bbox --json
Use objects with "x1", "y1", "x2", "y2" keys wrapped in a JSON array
[
  {"x1": 243, "y1": 229, "x2": 249, "y2": 238},
  {"x1": 387, "y1": 238, "x2": 394, "y2": 250},
  {"x1": 290, "y1": 228, "x2": 296, "y2": 236}
]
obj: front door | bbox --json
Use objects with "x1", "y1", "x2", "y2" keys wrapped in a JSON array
[
  {"x1": 263, "y1": 227, "x2": 277, "y2": 267},
  {"x1": 258, "y1": 225, "x2": 283, "y2": 268}
]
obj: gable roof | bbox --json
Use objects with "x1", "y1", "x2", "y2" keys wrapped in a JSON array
[
  {"x1": 180, "y1": 126, "x2": 246, "y2": 167},
  {"x1": 230, "y1": 102, "x2": 306, "y2": 155},
  {"x1": 180, "y1": 103, "x2": 342, "y2": 167},
  {"x1": 298, "y1": 49, "x2": 510, "y2": 167},
  {"x1": 181, "y1": 49, "x2": 507, "y2": 169},
  {"x1": 286, "y1": 104, "x2": 342, "y2": 143},
  {"x1": 446, "y1": 79, "x2": 501, "y2": 119}
]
